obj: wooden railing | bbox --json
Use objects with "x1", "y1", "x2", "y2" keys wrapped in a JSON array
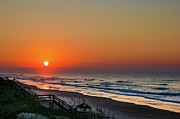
[
  {"x1": 11, "y1": 78, "x2": 37, "y2": 95},
  {"x1": 1, "y1": 77, "x2": 111, "y2": 118},
  {"x1": 5, "y1": 77, "x2": 73, "y2": 112},
  {"x1": 35, "y1": 95, "x2": 73, "y2": 112}
]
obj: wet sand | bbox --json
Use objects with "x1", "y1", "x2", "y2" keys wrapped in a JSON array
[{"x1": 31, "y1": 87, "x2": 180, "y2": 119}]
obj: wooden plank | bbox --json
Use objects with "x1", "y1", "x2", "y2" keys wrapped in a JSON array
[{"x1": 7, "y1": 78, "x2": 74, "y2": 113}]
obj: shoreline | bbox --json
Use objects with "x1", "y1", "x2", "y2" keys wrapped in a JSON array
[
  {"x1": 19, "y1": 79, "x2": 180, "y2": 114},
  {"x1": 30, "y1": 85, "x2": 180, "y2": 119}
]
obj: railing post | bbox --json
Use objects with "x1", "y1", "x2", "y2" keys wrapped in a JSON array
[
  {"x1": 52, "y1": 95, "x2": 54, "y2": 109},
  {"x1": 49, "y1": 95, "x2": 51, "y2": 109}
]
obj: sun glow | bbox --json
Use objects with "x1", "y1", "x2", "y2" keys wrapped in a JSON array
[{"x1": 44, "y1": 61, "x2": 49, "y2": 66}]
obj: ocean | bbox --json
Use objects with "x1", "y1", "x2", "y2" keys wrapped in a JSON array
[{"x1": 1, "y1": 72, "x2": 180, "y2": 113}]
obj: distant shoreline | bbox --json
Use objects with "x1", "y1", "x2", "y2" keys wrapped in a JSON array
[
  {"x1": 1, "y1": 74, "x2": 180, "y2": 119},
  {"x1": 31, "y1": 85, "x2": 180, "y2": 119}
]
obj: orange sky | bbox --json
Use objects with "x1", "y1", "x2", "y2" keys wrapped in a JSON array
[{"x1": 0, "y1": 1, "x2": 180, "y2": 72}]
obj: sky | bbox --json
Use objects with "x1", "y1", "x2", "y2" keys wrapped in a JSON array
[{"x1": 0, "y1": 0, "x2": 180, "y2": 72}]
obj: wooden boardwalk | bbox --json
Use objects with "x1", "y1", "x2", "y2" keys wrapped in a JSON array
[
  {"x1": 5, "y1": 77, "x2": 74, "y2": 113},
  {"x1": 1, "y1": 77, "x2": 111, "y2": 119},
  {"x1": 35, "y1": 95, "x2": 73, "y2": 112}
]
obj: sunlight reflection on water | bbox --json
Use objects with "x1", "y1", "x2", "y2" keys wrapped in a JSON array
[{"x1": 2, "y1": 72, "x2": 180, "y2": 113}]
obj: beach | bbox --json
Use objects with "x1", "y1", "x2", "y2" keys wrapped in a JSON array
[
  {"x1": 1, "y1": 0, "x2": 180, "y2": 118},
  {"x1": 13, "y1": 72, "x2": 180, "y2": 114},
  {"x1": 1, "y1": 72, "x2": 180, "y2": 119},
  {"x1": 32, "y1": 87, "x2": 180, "y2": 119}
]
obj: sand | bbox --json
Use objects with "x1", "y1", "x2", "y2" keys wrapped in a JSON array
[{"x1": 31, "y1": 87, "x2": 180, "y2": 119}]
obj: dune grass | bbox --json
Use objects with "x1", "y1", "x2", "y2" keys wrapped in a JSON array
[{"x1": 0, "y1": 79, "x2": 70, "y2": 119}]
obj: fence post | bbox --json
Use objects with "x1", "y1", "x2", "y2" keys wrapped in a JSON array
[
  {"x1": 49, "y1": 95, "x2": 51, "y2": 109},
  {"x1": 52, "y1": 95, "x2": 54, "y2": 109}
]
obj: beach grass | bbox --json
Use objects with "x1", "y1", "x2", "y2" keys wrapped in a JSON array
[
  {"x1": 1, "y1": 78, "x2": 180, "y2": 119},
  {"x1": 0, "y1": 79, "x2": 70, "y2": 119}
]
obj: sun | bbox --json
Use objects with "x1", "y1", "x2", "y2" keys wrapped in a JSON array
[{"x1": 44, "y1": 61, "x2": 49, "y2": 66}]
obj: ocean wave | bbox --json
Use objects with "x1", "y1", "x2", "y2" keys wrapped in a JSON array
[
  {"x1": 101, "y1": 90, "x2": 180, "y2": 104},
  {"x1": 153, "y1": 83, "x2": 168, "y2": 86},
  {"x1": 48, "y1": 82, "x2": 180, "y2": 97},
  {"x1": 162, "y1": 79, "x2": 179, "y2": 82},
  {"x1": 152, "y1": 87, "x2": 169, "y2": 90},
  {"x1": 2, "y1": 73, "x2": 180, "y2": 105},
  {"x1": 116, "y1": 81, "x2": 131, "y2": 83},
  {"x1": 84, "y1": 79, "x2": 95, "y2": 81},
  {"x1": 6, "y1": 75, "x2": 180, "y2": 98}
]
